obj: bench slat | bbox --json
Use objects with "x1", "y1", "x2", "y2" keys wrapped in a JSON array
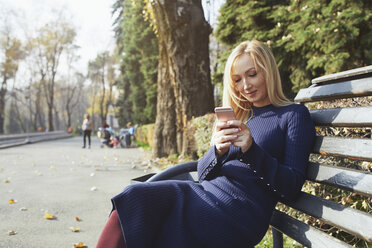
[
  {"x1": 286, "y1": 192, "x2": 372, "y2": 242},
  {"x1": 306, "y1": 163, "x2": 372, "y2": 197},
  {"x1": 313, "y1": 136, "x2": 372, "y2": 161},
  {"x1": 270, "y1": 210, "x2": 352, "y2": 248},
  {"x1": 294, "y1": 77, "x2": 372, "y2": 103},
  {"x1": 312, "y1": 65, "x2": 372, "y2": 85},
  {"x1": 310, "y1": 106, "x2": 372, "y2": 127}
]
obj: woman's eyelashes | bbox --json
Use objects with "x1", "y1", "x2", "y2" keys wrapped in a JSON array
[
  {"x1": 247, "y1": 70, "x2": 257, "y2": 77},
  {"x1": 248, "y1": 72, "x2": 257, "y2": 77},
  {"x1": 233, "y1": 72, "x2": 257, "y2": 83},
  {"x1": 234, "y1": 78, "x2": 241, "y2": 83}
]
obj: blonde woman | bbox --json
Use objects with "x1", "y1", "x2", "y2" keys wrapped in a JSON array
[{"x1": 97, "y1": 40, "x2": 315, "y2": 248}]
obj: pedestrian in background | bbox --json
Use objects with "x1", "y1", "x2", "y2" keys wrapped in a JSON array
[{"x1": 82, "y1": 114, "x2": 94, "y2": 148}]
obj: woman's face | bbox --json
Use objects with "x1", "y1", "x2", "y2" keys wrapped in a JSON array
[{"x1": 231, "y1": 53, "x2": 270, "y2": 107}]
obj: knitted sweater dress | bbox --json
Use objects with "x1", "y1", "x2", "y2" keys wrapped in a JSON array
[{"x1": 111, "y1": 104, "x2": 315, "y2": 248}]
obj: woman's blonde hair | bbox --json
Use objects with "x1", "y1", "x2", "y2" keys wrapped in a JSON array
[{"x1": 222, "y1": 40, "x2": 291, "y2": 122}]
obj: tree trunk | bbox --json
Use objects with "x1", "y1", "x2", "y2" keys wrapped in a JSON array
[
  {"x1": 153, "y1": 42, "x2": 178, "y2": 157},
  {"x1": 152, "y1": 0, "x2": 214, "y2": 158},
  {"x1": 0, "y1": 89, "x2": 6, "y2": 134},
  {"x1": 0, "y1": 76, "x2": 7, "y2": 134}
]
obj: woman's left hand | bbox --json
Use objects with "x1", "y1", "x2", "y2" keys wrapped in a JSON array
[{"x1": 226, "y1": 120, "x2": 253, "y2": 153}]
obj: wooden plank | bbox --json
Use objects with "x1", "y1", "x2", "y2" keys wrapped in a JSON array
[
  {"x1": 312, "y1": 136, "x2": 372, "y2": 161},
  {"x1": 312, "y1": 65, "x2": 372, "y2": 85},
  {"x1": 270, "y1": 210, "x2": 352, "y2": 248},
  {"x1": 294, "y1": 77, "x2": 372, "y2": 103},
  {"x1": 287, "y1": 192, "x2": 372, "y2": 242},
  {"x1": 310, "y1": 106, "x2": 372, "y2": 127},
  {"x1": 306, "y1": 163, "x2": 372, "y2": 197}
]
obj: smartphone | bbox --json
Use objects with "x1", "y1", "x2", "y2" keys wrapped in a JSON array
[{"x1": 214, "y1": 107, "x2": 236, "y2": 122}]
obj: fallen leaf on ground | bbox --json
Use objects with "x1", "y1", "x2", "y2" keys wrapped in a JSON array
[
  {"x1": 7, "y1": 230, "x2": 17, "y2": 235},
  {"x1": 4, "y1": 179, "x2": 9, "y2": 183},
  {"x1": 70, "y1": 226, "x2": 80, "y2": 232},
  {"x1": 75, "y1": 216, "x2": 82, "y2": 222},
  {"x1": 8, "y1": 199, "x2": 17, "y2": 204},
  {"x1": 73, "y1": 242, "x2": 87, "y2": 248},
  {"x1": 44, "y1": 212, "x2": 56, "y2": 220}
]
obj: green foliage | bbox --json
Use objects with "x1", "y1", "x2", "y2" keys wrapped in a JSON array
[
  {"x1": 214, "y1": 0, "x2": 372, "y2": 95},
  {"x1": 255, "y1": 227, "x2": 303, "y2": 248},
  {"x1": 135, "y1": 140, "x2": 151, "y2": 150},
  {"x1": 113, "y1": 0, "x2": 158, "y2": 126},
  {"x1": 192, "y1": 113, "x2": 215, "y2": 158}
]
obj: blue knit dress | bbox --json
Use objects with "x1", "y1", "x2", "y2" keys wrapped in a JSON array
[{"x1": 111, "y1": 104, "x2": 315, "y2": 248}]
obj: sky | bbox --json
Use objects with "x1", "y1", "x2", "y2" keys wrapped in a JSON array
[
  {"x1": 0, "y1": 0, "x2": 116, "y2": 74},
  {"x1": 0, "y1": 0, "x2": 225, "y2": 76}
]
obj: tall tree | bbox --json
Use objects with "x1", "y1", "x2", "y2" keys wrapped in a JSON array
[
  {"x1": 277, "y1": 0, "x2": 372, "y2": 92},
  {"x1": 113, "y1": 0, "x2": 158, "y2": 126},
  {"x1": 0, "y1": 20, "x2": 25, "y2": 134},
  {"x1": 149, "y1": 0, "x2": 214, "y2": 157},
  {"x1": 61, "y1": 44, "x2": 85, "y2": 129},
  {"x1": 88, "y1": 51, "x2": 117, "y2": 125},
  {"x1": 61, "y1": 72, "x2": 85, "y2": 129},
  {"x1": 215, "y1": 0, "x2": 372, "y2": 95},
  {"x1": 28, "y1": 18, "x2": 76, "y2": 131}
]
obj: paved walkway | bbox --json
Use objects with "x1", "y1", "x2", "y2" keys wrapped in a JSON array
[{"x1": 0, "y1": 136, "x2": 156, "y2": 248}]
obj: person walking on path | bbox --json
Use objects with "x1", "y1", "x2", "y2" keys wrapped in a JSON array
[
  {"x1": 96, "y1": 40, "x2": 315, "y2": 248},
  {"x1": 82, "y1": 114, "x2": 94, "y2": 148}
]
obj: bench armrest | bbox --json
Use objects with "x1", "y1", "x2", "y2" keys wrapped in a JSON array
[{"x1": 146, "y1": 161, "x2": 198, "y2": 182}]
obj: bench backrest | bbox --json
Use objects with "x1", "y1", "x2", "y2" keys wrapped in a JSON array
[{"x1": 270, "y1": 65, "x2": 372, "y2": 248}]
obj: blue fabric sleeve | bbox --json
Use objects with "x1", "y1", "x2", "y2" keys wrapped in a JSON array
[
  {"x1": 239, "y1": 105, "x2": 315, "y2": 201},
  {"x1": 197, "y1": 146, "x2": 233, "y2": 182}
]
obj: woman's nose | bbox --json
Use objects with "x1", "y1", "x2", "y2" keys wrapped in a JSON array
[{"x1": 243, "y1": 78, "x2": 251, "y2": 90}]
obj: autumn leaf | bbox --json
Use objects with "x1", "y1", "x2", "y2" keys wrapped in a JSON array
[
  {"x1": 362, "y1": 200, "x2": 368, "y2": 210},
  {"x1": 4, "y1": 179, "x2": 9, "y2": 183},
  {"x1": 7, "y1": 230, "x2": 17, "y2": 236},
  {"x1": 70, "y1": 226, "x2": 80, "y2": 232},
  {"x1": 341, "y1": 196, "x2": 353, "y2": 205},
  {"x1": 44, "y1": 212, "x2": 56, "y2": 220},
  {"x1": 8, "y1": 199, "x2": 17, "y2": 204},
  {"x1": 73, "y1": 242, "x2": 87, "y2": 248},
  {"x1": 75, "y1": 216, "x2": 82, "y2": 222}
]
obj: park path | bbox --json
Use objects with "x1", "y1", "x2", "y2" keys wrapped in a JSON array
[{"x1": 0, "y1": 136, "x2": 157, "y2": 248}]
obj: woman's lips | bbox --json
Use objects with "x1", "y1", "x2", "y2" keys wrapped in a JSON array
[{"x1": 245, "y1": 90, "x2": 257, "y2": 96}]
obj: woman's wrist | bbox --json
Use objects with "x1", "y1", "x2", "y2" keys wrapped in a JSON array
[{"x1": 241, "y1": 138, "x2": 253, "y2": 153}]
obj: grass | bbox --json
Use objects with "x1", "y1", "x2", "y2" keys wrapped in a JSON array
[{"x1": 256, "y1": 227, "x2": 303, "y2": 247}]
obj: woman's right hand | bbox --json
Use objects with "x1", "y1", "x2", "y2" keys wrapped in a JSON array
[{"x1": 212, "y1": 121, "x2": 239, "y2": 157}]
